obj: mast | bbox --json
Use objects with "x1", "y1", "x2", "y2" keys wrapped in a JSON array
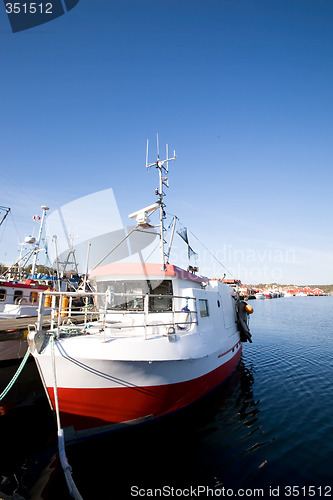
[
  {"x1": 31, "y1": 205, "x2": 49, "y2": 278},
  {"x1": 166, "y1": 215, "x2": 177, "y2": 264},
  {"x1": 146, "y1": 138, "x2": 176, "y2": 270}
]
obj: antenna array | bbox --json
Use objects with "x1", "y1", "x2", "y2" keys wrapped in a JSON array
[{"x1": 146, "y1": 136, "x2": 176, "y2": 270}]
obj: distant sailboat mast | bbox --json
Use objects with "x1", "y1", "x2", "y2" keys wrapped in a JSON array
[{"x1": 31, "y1": 205, "x2": 49, "y2": 278}]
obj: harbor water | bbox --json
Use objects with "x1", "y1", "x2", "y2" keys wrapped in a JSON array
[{"x1": 1, "y1": 296, "x2": 332, "y2": 499}]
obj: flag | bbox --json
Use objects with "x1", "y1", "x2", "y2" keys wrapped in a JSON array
[{"x1": 177, "y1": 227, "x2": 197, "y2": 260}]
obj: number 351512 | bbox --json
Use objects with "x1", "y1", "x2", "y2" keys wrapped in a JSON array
[{"x1": 5, "y1": 3, "x2": 53, "y2": 14}]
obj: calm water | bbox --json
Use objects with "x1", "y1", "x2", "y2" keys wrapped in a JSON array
[{"x1": 1, "y1": 296, "x2": 332, "y2": 499}]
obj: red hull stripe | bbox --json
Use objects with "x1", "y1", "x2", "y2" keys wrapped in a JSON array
[
  {"x1": 218, "y1": 341, "x2": 241, "y2": 358},
  {"x1": 0, "y1": 282, "x2": 47, "y2": 290},
  {"x1": 47, "y1": 348, "x2": 242, "y2": 432}
]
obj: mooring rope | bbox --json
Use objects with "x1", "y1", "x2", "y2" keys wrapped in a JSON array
[
  {"x1": 50, "y1": 335, "x2": 83, "y2": 500},
  {"x1": 0, "y1": 347, "x2": 31, "y2": 401}
]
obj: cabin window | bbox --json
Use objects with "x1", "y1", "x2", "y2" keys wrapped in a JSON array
[
  {"x1": 14, "y1": 290, "x2": 23, "y2": 303},
  {"x1": 104, "y1": 280, "x2": 145, "y2": 311},
  {"x1": 98, "y1": 280, "x2": 173, "y2": 312},
  {"x1": 30, "y1": 291, "x2": 38, "y2": 303},
  {"x1": 199, "y1": 299, "x2": 209, "y2": 317},
  {"x1": 149, "y1": 280, "x2": 173, "y2": 312},
  {"x1": 0, "y1": 289, "x2": 6, "y2": 301}
]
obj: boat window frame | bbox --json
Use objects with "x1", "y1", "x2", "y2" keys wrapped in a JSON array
[
  {"x1": 198, "y1": 298, "x2": 209, "y2": 317},
  {"x1": 148, "y1": 280, "x2": 173, "y2": 312},
  {"x1": 13, "y1": 290, "x2": 23, "y2": 304},
  {"x1": 30, "y1": 291, "x2": 38, "y2": 304},
  {"x1": 0, "y1": 289, "x2": 6, "y2": 301},
  {"x1": 97, "y1": 279, "x2": 174, "y2": 312}
]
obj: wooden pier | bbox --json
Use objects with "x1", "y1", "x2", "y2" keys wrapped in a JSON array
[
  {"x1": 0, "y1": 316, "x2": 40, "y2": 335},
  {"x1": 0, "y1": 313, "x2": 99, "y2": 336},
  {"x1": 0, "y1": 313, "x2": 99, "y2": 361}
]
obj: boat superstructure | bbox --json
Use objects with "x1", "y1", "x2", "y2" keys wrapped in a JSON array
[
  {"x1": 0, "y1": 205, "x2": 51, "y2": 320},
  {"x1": 28, "y1": 143, "x2": 253, "y2": 439}
]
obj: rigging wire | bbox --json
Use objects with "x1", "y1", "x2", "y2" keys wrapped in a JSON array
[
  {"x1": 92, "y1": 226, "x2": 138, "y2": 270},
  {"x1": 166, "y1": 212, "x2": 234, "y2": 278},
  {"x1": 188, "y1": 228, "x2": 234, "y2": 277},
  {"x1": 8, "y1": 209, "x2": 22, "y2": 242},
  {"x1": 0, "y1": 248, "x2": 34, "y2": 278}
]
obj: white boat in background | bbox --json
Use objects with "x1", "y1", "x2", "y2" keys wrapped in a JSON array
[
  {"x1": 0, "y1": 278, "x2": 50, "y2": 320},
  {"x1": 255, "y1": 291, "x2": 265, "y2": 299},
  {"x1": 28, "y1": 144, "x2": 253, "y2": 440},
  {"x1": 0, "y1": 206, "x2": 52, "y2": 321}
]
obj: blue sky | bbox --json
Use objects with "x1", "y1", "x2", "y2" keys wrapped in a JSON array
[{"x1": 0, "y1": 0, "x2": 332, "y2": 284}]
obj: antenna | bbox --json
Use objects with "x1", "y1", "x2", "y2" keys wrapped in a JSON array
[
  {"x1": 146, "y1": 140, "x2": 149, "y2": 170},
  {"x1": 145, "y1": 137, "x2": 176, "y2": 270},
  {"x1": 165, "y1": 144, "x2": 169, "y2": 173}
]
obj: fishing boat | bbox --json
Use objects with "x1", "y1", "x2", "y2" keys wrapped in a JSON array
[
  {"x1": 28, "y1": 146, "x2": 253, "y2": 440},
  {"x1": 0, "y1": 206, "x2": 52, "y2": 320},
  {"x1": 0, "y1": 206, "x2": 83, "y2": 362}
]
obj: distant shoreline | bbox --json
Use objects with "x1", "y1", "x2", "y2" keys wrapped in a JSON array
[{"x1": 251, "y1": 284, "x2": 333, "y2": 295}]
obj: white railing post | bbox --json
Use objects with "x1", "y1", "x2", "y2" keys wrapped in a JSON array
[
  {"x1": 36, "y1": 292, "x2": 45, "y2": 333},
  {"x1": 51, "y1": 294, "x2": 56, "y2": 331},
  {"x1": 172, "y1": 295, "x2": 175, "y2": 328},
  {"x1": 84, "y1": 296, "x2": 88, "y2": 325},
  {"x1": 144, "y1": 294, "x2": 149, "y2": 340},
  {"x1": 69, "y1": 295, "x2": 73, "y2": 319},
  {"x1": 57, "y1": 293, "x2": 62, "y2": 337},
  {"x1": 103, "y1": 291, "x2": 108, "y2": 342}
]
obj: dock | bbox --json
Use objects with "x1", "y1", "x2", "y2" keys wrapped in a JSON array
[{"x1": 0, "y1": 313, "x2": 99, "y2": 337}]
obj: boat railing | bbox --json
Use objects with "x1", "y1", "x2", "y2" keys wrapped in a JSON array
[{"x1": 36, "y1": 290, "x2": 197, "y2": 338}]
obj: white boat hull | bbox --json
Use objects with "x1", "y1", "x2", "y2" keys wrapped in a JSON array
[
  {"x1": 34, "y1": 332, "x2": 242, "y2": 433},
  {"x1": 29, "y1": 263, "x2": 250, "y2": 438}
]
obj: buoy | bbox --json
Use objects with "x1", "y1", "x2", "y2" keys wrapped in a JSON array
[
  {"x1": 245, "y1": 304, "x2": 254, "y2": 314},
  {"x1": 61, "y1": 296, "x2": 69, "y2": 317},
  {"x1": 45, "y1": 289, "x2": 52, "y2": 307}
]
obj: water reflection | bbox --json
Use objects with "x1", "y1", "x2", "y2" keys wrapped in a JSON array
[
  {"x1": 26, "y1": 356, "x2": 268, "y2": 499},
  {"x1": 2, "y1": 298, "x2": 333, "y2": 498}
]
